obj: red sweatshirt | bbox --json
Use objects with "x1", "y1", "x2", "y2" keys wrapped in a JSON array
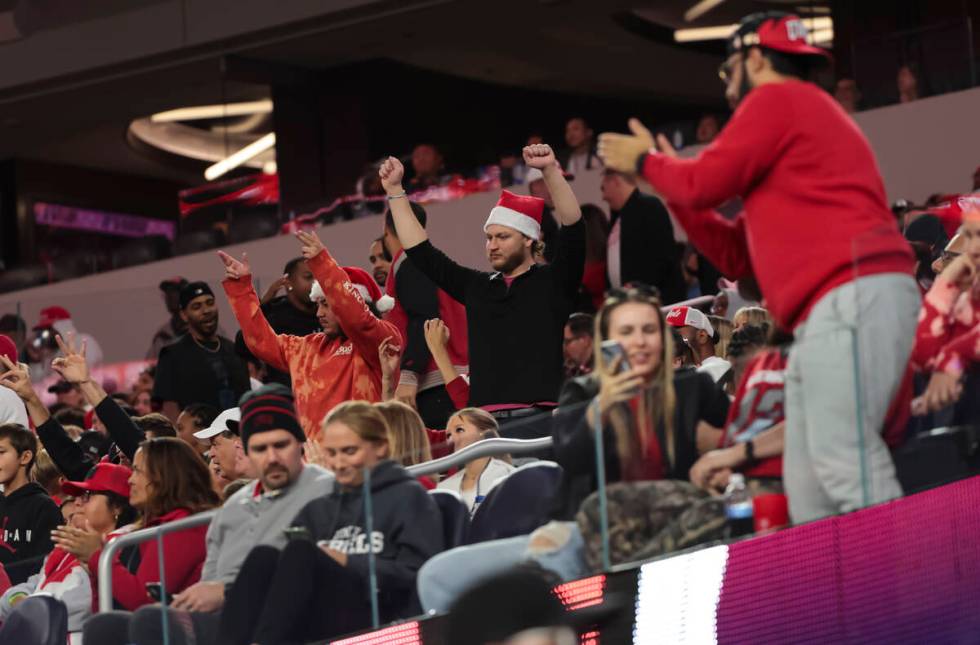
[
  {"x1": 642, "y1": 80, "x2": 913, "y2": 330},
  {"x1": 225, "y1": 248, "x2": 401, "y2": 439},
  {"x1": 911, "y1": 275, "x2": 980, "y2": 376},
  {"x1": 89, "y1": 508, "x2": 207, "y2": 611}
]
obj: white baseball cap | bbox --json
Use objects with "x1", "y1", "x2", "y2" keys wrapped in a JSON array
[
  {"x1": 193, "y1": 407, "x2": 241, "y2": 440},
  {"x1": 665, "y1": 306, "x2": 714, "y2": 336}
]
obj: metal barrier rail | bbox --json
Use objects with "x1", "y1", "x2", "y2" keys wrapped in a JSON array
[
  {"x1": 97, "y1": 510, "x2": 216, "y2": 613},
  {"x1": 406, "y1": 436, "x2": 554, "y2": 477},
  {"x1": 96, "y1": 437, "x2": 551, "y2": 612}
]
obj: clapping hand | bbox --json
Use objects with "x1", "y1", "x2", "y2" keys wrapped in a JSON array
[
  {"x1": 217, "y1": 250, "x2": 251, "y2": 280},
  {"x1": 51, "y1": 524, "x2": 104, "y2": 565},
  {"x1": 51, "y1": 332, "x2": 90, "y2": 384},
  {"x1": 379, "y1": 156, "x2": 406, "y2": 195},
  {"x1": 296, "y1": 230, "x2": 325, "y2": 260}
]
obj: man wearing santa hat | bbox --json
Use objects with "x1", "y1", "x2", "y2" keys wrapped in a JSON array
[
  {"x1": 379, "y1": 143, "x2": 584, "y2": 433},
  {"x1": 218, "y1": 230, "x2": 399, "y2": 440}
]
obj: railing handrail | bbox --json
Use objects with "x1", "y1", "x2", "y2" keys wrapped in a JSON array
[
  {"x1": 407, "y1": 436, "x2": 553, "y2": 477},
  {"x1": 96, "y1": 437, "x2": 553, "y2": 612},
  {"x1": 97, "y1": 510, "x2": 217, "y2": 613}
]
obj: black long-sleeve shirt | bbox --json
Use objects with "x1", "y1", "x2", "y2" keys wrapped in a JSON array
[
  {"x1": 36, "y1": 396, "x2": 144, "y2": 482},
  {"x1": 404, "y1": 220, "x2": 586, "y2": 407}
]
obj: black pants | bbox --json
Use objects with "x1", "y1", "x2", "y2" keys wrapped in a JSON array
[
  {"x1": 218, "y1": 540, "x2": 371, "y2": 645},
  {"x1": 416, "y1": 384, "x2": 457, "y2": 429}
]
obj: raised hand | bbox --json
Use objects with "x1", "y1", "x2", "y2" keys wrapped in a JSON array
[
  {"x1": 261, "y1": 274, "x2": 290, "y2": 305},
  {"x1": 598, "y1": 118, "x2": 657, "y2": 172},
  {"x1": 296, "y1": 230, "x2": 325, "y2": 260},
  {"x1": 522, "y1": 143, "x2": 557, "y2": 170},
  {"x1": 423, "y1": 319, "x2": 450, "y2": 353},
  {"x1": 217, "y1": 250, "x2": 251, "y2": 280},
  {"x1": 379, "y1": 156, "x2": 405, "y2": 195},
  {"x1": 51, "y1": 332, "x2": 89, "y2": 384},
  {"x1": 378, "y1": 336, "x2": 402, "y2": 380},
  {"x1": 0, "y1": 354, "x2": 36, "y2": 401}
]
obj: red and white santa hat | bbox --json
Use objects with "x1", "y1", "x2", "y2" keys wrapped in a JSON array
[
  {"x1": 310, "y1": 266, "x2": 394, "y2": 313},
  {"x1": 666, "y1": 306, "x2": 714, "y2": 336},
  {"x1": 484, "y1": 190, "x2": 546, "y2": 241}
]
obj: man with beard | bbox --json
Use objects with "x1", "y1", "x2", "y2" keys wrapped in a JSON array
[
  {"x1": 598, "y1": 12, "x2": 916, "y2": 523},
  {"x1": 84, "y1": 385, "x2": 335, "y2": 645},
  {"x1": 368, "y1": 237, "x2": 391, "y2": 287},
  {"x1": 380, "y1": 143, "x2": 584, "y2": 434},
  {"x1": 153, "y1": 282, "x2": 250, "y2": 422}
]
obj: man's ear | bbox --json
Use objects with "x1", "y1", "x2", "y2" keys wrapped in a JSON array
[
  {"x1": 746, "y1": 47, "x2": 768, "y2": 74},
  {"x1": 179, "y1": 309, "x2": 189, "y2": 324}
]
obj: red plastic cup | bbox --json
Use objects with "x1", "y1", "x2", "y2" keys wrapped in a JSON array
[{"x1": 753, "y1": 493, "x2": 789, "y2": 533}]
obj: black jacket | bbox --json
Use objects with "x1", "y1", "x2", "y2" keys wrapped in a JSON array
[
  {"x1": 609, "y1": 190, "x2": 686, "y2": 305},
  {"x1": 0, "y1": 482, "x2": 63, "y2": 584},
  {"x1": 551, "y1": 368, "x2": 729, "y2": 520},
  {"x1": 290, "y1": 461, "x2": 443, "y2": 620},
  {"x1": 405, "y1": 220, "x2": 586, "y2": 406}
]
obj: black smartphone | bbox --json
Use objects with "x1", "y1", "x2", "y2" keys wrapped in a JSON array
[
  {"x1": 600, "y1": 340, "x2": 631, "y2": 373},
  {"x1": 145, "y1": 582, "x2": 172, "y2": 604},
  {"x1": 283, "y1": 526, "x2": 313, "y2": 542}
]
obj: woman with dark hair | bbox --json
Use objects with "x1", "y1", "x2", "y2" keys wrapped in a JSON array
[
  {"x1": 76, "y1": 438, "x2": 219, "y2": 614},
  {"x1": 579, "y1": 204, "x2": 609, "y2": 311},
  {"x1": 2, "y1": 463, "x2": 136, "y2": 635},
  {"x1": 217, "y1": 401, "x2": 443, "y2": 645}
]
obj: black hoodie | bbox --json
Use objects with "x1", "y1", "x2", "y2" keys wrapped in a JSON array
[
  {"x1": 290, "y1": 460, "x2": 443, "y2": 620},
  {"x1": 0, "y1": 482, "x2": 63, "y2": 583}
]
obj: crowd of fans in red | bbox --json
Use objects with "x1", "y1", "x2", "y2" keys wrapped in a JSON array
[{"x1": 0, "y1": 9, "x2": 977, "y2": 645}]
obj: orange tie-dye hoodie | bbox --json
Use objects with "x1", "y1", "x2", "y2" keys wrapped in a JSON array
[{"x1": 223, "y1": 248, "x2": 401, "y2": 439}]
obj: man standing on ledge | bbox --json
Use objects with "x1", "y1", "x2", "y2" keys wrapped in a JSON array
[
  {"x1": 380, "y1": 144, "x2": 584, "y2": 436},
  {"x1": 598, "y1": 11, "x2": 917, "y2": 522}
]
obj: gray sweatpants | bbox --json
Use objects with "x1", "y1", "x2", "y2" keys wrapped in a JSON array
[{"x1": 784, "y1": 273, "x2": 920, "y2": 523}]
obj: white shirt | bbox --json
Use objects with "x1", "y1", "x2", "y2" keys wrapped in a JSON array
[
  {"x1": 698, "y1": 356, "x2": 733, "y2": 383},
  {"x1": 0, "y1": 387, "x2": 28, "y2": 427},
  {"x1": 437, "y1": 458, "x2": 514, "y2": 514}
]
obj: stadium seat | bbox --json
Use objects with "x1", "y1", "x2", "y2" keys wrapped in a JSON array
[
  {"x1": 174, "y1": 229, "x2": 227, "y2": 256},
  {"x1": 111, "y1": 235, "x2": 173, "y2": 269},
  {"x1": 0, "y1": 264, "x2": 48, "y2": 293},
  {"x1": 894, "y1": 425, "x2": 980, "y2": 494},
  {"x1": 466, "y1": 461, "x2": 563, "y2": 544},
  {"x1": 227, "y1": 207, "x2": 280, "y2": 244},
  {"x1": 429, "y1": 489, "x2": 469, "y2": 549},
  {"x1": 0, "y1": 595, "x2": 68, "y2": 645}
]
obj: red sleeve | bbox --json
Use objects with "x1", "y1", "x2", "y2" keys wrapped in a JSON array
[
  {"x1": 223, "y1": 277, "x2": 292, "y2": 373},
  {"x1": 427, "y1": 428, "x2": 450, "y2": 459},
  {"x1": 935, "y1": 328, "x2": 980, "y2": 377},
  {"x1": 641, "y1": 87, "x2": 789, "y2": 209},
  {"x1": 91, "y1": 525, "x2": 207, "y2": 611},
  {"x1": 445, "y1": 376, "x2": 470, "y2": 410},
  {"x1": 666, "y1": 203, "x2": 752, "y2": 280},
  {"x1": 308, "y1": 249, "x2": 402, "y2": 373},
  {"x1": 911, "y1": 276, "x2": 961, "y2": 371}
]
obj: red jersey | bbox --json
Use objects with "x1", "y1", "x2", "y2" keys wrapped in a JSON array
[
  {"x1": 721, "y1": 349, "x2": 787, "y2": 479},
  {"x1": 643, "y1": 80, "x2": 913, "y2": 330}
]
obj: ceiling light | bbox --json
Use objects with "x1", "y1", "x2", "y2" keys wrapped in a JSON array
[
  {"x1": 675, "y1": 16, "x2": 832, "y2": 43},
  {"x1": 204, "y1": 132, "x2": 276, "y2": 181},
  {"x1": 151, "y1": 99, "x2": 273, "y2": 123},
  {"x1": 684, "y1": 0, "x2": 726, "y2": 22}
]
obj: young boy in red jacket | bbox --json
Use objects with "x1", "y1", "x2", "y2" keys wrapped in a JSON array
[{"x1": 599, "y1": 11, "x2": 917, "y2": 523}]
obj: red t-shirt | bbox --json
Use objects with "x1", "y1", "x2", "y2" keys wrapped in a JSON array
[{"x1": 644, "y1": 80, "x2": 913, "y2": 330}]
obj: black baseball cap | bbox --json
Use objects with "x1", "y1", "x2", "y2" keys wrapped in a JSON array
[
  {"x1": 179, "y1": 281, "x2": 214, "y2": 309},
  {"x1": 47, "y1": 380, "x2": 78, "y2": 394}
]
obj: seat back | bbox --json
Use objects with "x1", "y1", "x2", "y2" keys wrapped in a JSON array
[
  {"x1": 428, "y1": 489, "x2": 469, "y2": 549},
  {"x1": 466, "y1": 461, "x2": 563, "y2": 544},
  {"x1": 0, "y1": 595, "x2": 68, "y2": 645}
]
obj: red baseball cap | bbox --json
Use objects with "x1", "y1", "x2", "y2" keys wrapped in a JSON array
[
  {"x1": 34, "y1": 306, "x2": 71, "y2": 330},
  {"x1": 728, "y1": 12, "x2": 831, "y2": 61},
  {"x1": 0, "y1": 334, "x2": 16, "y2": 364},
  {"x1": 62, "y1": 463, "x2": 132, "y2": 499},
  {"x1": 666, "y1": 306, "x2": 714, "y2": 336}
]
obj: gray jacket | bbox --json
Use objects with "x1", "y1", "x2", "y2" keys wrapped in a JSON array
[{"x1": 202, "y1": 464, "x2": 334, "y2": 584}]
